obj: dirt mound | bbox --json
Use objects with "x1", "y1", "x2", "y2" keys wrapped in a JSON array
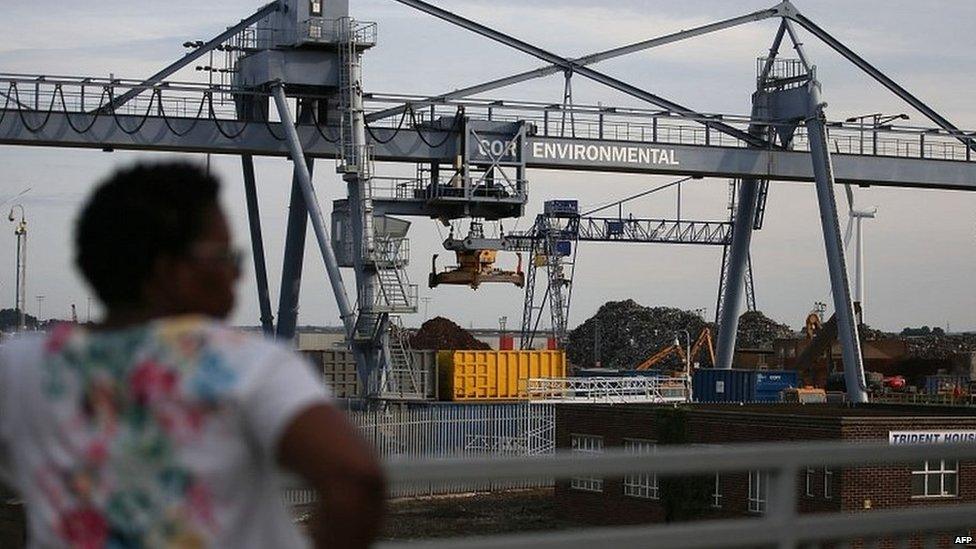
[{"x1": 410, "y1": 317, "x2": 490, "y2": 351}]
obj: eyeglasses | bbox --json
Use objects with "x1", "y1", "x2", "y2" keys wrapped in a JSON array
[{"x1": 187, "y1": 243, "x2": 246, "y2": 271}]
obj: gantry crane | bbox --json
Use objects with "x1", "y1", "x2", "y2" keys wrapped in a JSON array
[{"x1": 2, "y1": 1, "x2": 975, "y2": 404}]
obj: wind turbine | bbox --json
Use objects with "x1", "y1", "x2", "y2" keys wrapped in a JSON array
[{"x1": 842, "y1": 182, "x2": 877, "y2": 324}]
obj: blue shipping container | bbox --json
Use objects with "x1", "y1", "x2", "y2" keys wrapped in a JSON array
[
  {"x1": 693, "y1": 369, "x2": 798, "y2": 403},
  {"x1": 924, "y1": 374, "x2": 969, "y2": 394},
  {"x1": 554, "y1": 240, "x2": 572, "y2": 257}
]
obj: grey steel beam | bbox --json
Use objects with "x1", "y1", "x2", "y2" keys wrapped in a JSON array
[
  {"x1": 806, "y1": 86, "x2": 868, "y2": 403},
  {"x1": 390, "y1": 0, "x2": 771, "y2": 149},
  {"x1": 275, "y1": 164, "x2": 311, "y2": 341},
  {"x1": 714, "y1": 178, "x2": 761, "y2": 370},
  {"x1": 757, "y1": 20, "x2": 788, "y2": 84},
  {"x1": 271, "y1": 84, "x2": 357, "y2": 338},
  {"x1": 785, "y1": 5, "x2": 976, "y2": 153},
  {"x1": 4, "y1": 112, "x2": 976, "y2": 189},
  {"x1": 241, "y1": 154, "x2": 275, "y2": 335},
  {"x1": 104, "y1": 2, "x2": 279, "y2": 112},
  {"x1": 715, "y1": 21, "x2": 790, "y2": 369},
  {"x1": 366, "y1": 3, "x2": 786, "y2": 123}
]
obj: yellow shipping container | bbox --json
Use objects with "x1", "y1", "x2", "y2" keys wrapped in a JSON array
[{"x1": 437, "y1": 350, "x2": 567, "y2": 401}]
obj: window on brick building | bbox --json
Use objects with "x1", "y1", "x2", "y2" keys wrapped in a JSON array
[
  {"x1": 711, "y1": 473, "x2": 722, "y2": 508},
  {"x1": 748, "y1": 470, "x2": 767, "y2": 513},
  {"x1": 911, "y1": 460, "x2": 959, "y2": 498},
  {"x1": 622, "y1": 439, "x2": 658, "y2": 499},
  {"x1": 570, "y1": 434, "x2": 603, "y2": 492},
  {"x1": 805, "y1": 467, "x2": 815, "y2": 497},
  {"x1": 823, "y1": 468, "x2": 833, "y2": 499}
]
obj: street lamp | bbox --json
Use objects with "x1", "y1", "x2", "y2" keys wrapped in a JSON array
[
  {"x1": 7, "y1": 205, "x2": 27, "y2": 331},
  {"x1": 845, "y1": 113, "x2": 909, "y2": 156}
]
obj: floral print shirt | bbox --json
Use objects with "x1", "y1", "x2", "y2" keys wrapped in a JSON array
[{"x1": 0, "y1": 316, "x2": 329, "y2": 548}]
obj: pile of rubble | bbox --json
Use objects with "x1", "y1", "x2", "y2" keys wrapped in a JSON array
[
  {"x1": 566, "y1": 300, "x2": 710, "y2": 371},
  {"x1": 735, "y1": 310, "x2": 793, "y2": 350},
  {"x1": 904, "y1": 334, "x2": 976, "y2": 360},
  {"x1": 410, "y1": 316, "x2": 490, "y2": 351}
]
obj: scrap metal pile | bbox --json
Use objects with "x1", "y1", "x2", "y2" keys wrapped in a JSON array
[
  {"x1": 410, "y1": 317, "x2": 491, "y2": 351},
  {"x1": 566, "y1": 300, "x2": 711, "y2": 370},
  {"x1": 904, "y1": 334, "x2": 976, "y2": 360},
  {"x1": 567, "y1": 300, "x2": 796, "y2": 370},
  {"x1": 736, "y1": 310, "x2": 793, "y2": 349}
]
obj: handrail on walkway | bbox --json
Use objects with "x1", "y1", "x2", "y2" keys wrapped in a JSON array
[{"x1": 377, "y1": 439, "x2": 976, "y2": 548}]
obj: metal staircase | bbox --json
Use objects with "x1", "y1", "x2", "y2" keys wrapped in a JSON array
[
  {"x1": 379, "y1": 316, "x2": 429, "y2": 400},
  {"x1": 373, "y1": 237, "x2": 418, "y2": 313}
]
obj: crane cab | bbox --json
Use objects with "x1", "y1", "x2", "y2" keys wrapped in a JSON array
[{"x1": 261, "y1": 0, "x2": 353, "y2": 48}]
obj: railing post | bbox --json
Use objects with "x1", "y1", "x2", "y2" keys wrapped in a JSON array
[{"x1": 768, "y1": 464, "x2": 799, "y2": 549}]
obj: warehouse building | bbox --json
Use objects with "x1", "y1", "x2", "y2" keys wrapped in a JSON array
[{"x1": 555, "y1": 404, "x2": 976, "y2": 524}]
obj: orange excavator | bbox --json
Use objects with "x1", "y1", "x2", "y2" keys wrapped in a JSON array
[{"x1": 635, "y1": 327, "x2": 716, "y2": 372}]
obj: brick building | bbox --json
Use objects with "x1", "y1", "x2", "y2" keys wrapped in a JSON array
[{"x1": 555, "y1": 403, "x2": 976, "y2": 526}]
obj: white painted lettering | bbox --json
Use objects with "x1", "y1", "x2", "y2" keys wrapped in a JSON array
[{"x1": 638, "y1": 148, "x2": 651, "y2": 164}]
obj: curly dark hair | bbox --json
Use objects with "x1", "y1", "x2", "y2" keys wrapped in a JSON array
[{"x1": 75, "y1": 161, "x2": 221, "y2": 307}]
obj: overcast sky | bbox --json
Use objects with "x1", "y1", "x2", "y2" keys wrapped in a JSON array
[{"x1": 0, "y1": 0, "x2": 974, "y2": 333}]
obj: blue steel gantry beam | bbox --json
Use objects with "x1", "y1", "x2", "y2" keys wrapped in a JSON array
[
  {"x1": 366, "y1": 3, "x2": 789, "y2": 123},
  {"x1": 389, "y1": 0, "x2": 772, "y2": 150}
]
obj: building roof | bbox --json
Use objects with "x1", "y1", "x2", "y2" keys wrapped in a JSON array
[{"x1": 557, "y1": 402, "x2": 976, "y2": 419}]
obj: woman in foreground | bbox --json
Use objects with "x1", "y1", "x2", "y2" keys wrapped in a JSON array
[{"x1": 0, "y1": 162, "x2": 384, "y2": 548}]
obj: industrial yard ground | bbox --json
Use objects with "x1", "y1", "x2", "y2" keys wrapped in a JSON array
[{"x1": 296, "y1": 489, "x2": 571, "y2": 541}]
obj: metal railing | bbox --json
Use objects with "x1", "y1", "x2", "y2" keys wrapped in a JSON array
[
  {"x1": 376, "y1": 440, "x2": 976, "y2": 548},
  {"x1": 362, "y1": 403, "x2": 555, "y2": 497},
  {"x1": 523, "y1": 376, "x2": 691, "y2": 403},
  {"x1": 363, "y1": 92, "x2": 976, "y2": 163},
  {"x1": 2, "y1": 73, "x2": 973, "y2": 164}
]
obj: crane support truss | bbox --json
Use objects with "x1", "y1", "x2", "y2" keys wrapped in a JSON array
[
  {"x1": 524, "y1": 376, "x2": 691, "y2": 404},
  {"x1": 365, "y1": 4, "x2": 788, "y2": 123}
]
